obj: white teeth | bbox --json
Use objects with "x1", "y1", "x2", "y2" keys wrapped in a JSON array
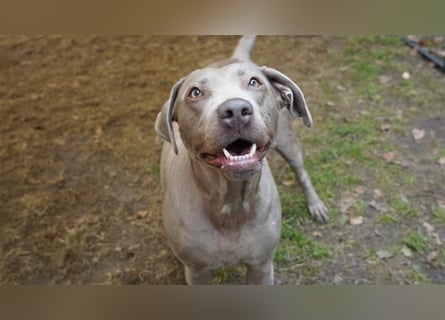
[
  {"x1": 223, "y1": 148, "x2": 231, "y2": 159},
  {"x1": 222, "y1": 143, "x2": 257, "y2": 161},
  {"x1": 250, "y1": 143, "x2": 257, "y2": 155}
]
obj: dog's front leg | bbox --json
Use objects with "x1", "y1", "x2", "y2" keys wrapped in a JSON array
[
  {"x1": 246, "y1": 259, "x2": 274, "y2": 285},
  {"x1": 274, "y1": 110, "x2": 328, "y2": 223},
  {"x1": 184, "y1": 265, "x2": 213, "y2": 285}
]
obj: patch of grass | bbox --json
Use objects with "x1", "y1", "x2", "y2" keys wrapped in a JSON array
[
  {"x1": 276, "y1": 221, "x2": 330, "y2": 264},
  {"x1": 410, "y1": 269, "x2": 429, "y2": 284},
  {"x1": 379, "y1": 214, "x2": 398, "y2": 225},
  {"x1": 212, "y1": 266, "x2": 244, "y2": 284},
  {"x1": 148, "y1": 163, "x2": 160, "y2": 177},
  {"x1": 403, "y1": 231, "x2": 429, "y2": 253},
  {"x1": 349, "y1": 199, "x2": 367, "y2": 217},
  {"x1": 351, "y1": 61, "x2": 380, "y2": 81},
  {"x1": 433, "y1": 208, "x2": 445, "y2": 226},
  {"x1": 389, "y1": 195, "x2": 419, "y2": 217}
]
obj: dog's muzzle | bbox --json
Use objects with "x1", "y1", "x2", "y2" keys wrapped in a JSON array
[{"x1": 198, "y1": 98, "x2": 271, "y2": 180}]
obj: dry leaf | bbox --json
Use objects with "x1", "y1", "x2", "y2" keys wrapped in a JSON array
[
  {"x1": 437, "y1": 199, "x2": 445, "y2": 210},
  {"x1": 402, "y1": 71, "x2": 411, "y2": 79},
  {"x1": 312, "y1": 231, "x2": 322, "y2": 238},
  {"x1": 136, "y1": 210, "x2": 148, "y2": 219},
  {"x1": 382, "y1": 151, "x2": 395, "y2": 163},
  {"x1": 381, "y1": 124, "x2": 391, "y2": 132},
  {"x1": 427, "y1": 251, "x2": 438, "y2": 261},
  {"x1": 412, "y1": 128, "x2": 425, "y2": 141},
  {"x1": 336, "y1": 85, "x2": 346, "y2": 92},
  {"x1": 355, "y1": 186, "x2": 365, "y2": 195},
  {"x1": 339, "y1": 194, "x2": 355, "y2": 214},
  {"x1": 376, "y1": 250, "x2": 392, "y2": 260},
  {"x1": 422, "y1": 220, "x2": 435, "y2": 235},
  {"x1": 282, "y1": 179, "x2": 295, "y2": 186},
  {"x1": 350, "y1": 216, "x2": 364, "y2": 225},
  {"x1": 401, "y1": 245, "x2": 413, "y2": 257},
  {"x1": 421, "y1": 220, "x2": 442, "y2": 245},
  {"x1": 378, "y1": 75, "x2": 391, "y2": 84},
  {"x1": 369, "y1": 200, "x2": 387, "y2": 213},
  {"x1": 439, "y1": 157, "x2": 445, "y2": 169},
  {"x1": 373, "y1": 189, "x2": 384, "y2": 198}
]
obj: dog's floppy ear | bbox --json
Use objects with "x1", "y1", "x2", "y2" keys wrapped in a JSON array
[
  {"x1": 154, "y1": 77, "x2": 185, "y2": 155},
  {"x1": 261, "y1": 66, "x2": 313, "y2": 128}
]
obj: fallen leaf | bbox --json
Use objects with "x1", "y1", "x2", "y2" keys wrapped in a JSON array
[
  {"x1": 333, "y1": 274, "x2": 343, "y2": 284},
  {"x1": 339, "y1": 194, "x2": 355, "y2": 214},
  {"x1": 412, "y1": 128, "x2": 425, "y2": 141},
  {"x1": 402, "y1": 71, "x2": 411, "y2": 80},
  {"x1": 373, "y1": 189, "x2": 384, "y2": 198},
  {"x1": 355, "y1": 186, "x2": 365, "y2": 195},
  {"x1": 382, "y1": 151, "x2": 395, "y2": 163},
  {"x1": 350, "y1": 216, "x2": 364, "y2": 226},
  {"x1": 437, "y1": 200, "x2": 445, "y2": 210},
  {"x1": 336, "y1": 85, "x2": 346, "y2": 92},
  {"x1": 437, "y1": 50, "x2": 445, "y2": 57},
  {"x1": 427, "y1": 251, "x2": 438, "y2": 261},
  {"x1": 326, "y1": 101, "x2": 335, "y2": 107},
  {"x1": 312, "y1": 231, "x2": 322, "y2": 238},
  {"x1": 136, "y1": 210, "x2": 148, "y2": 219},
  {"x1": 375, "y1": 60, "x2": 384, "y2": 66},
  {"x1": 421, "y1": 220, "x2": 442, "y2": 245},
  {"x1": 422, "y1": 220, "x2": 435, "y2": 235},
  {"x1": 401, "y1": 245, "x2": 413, "y2": 257},
  {"x1": 378, "y1": 75, "x2": 392, "y2": 84},
  {"x1": 369, "y1": 200, "x2": 387, "y2": 213},
  {"x1": 376, "y1": 250, "x2": 393, "y2": 260},
  {"x1": 439, "y1": 157, "x2": 445, "y2": 169},
  {"x1": 282, "y1": 179, "x2": 295, "y2": 186}
]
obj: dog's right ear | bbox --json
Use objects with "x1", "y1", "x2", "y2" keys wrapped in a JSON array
[{"x1": 155, "y1": 78, "x2": 185, "y2": 155}]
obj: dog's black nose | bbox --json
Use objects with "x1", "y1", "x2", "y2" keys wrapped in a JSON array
[{"x1": 217, "y1": 98, "x2": 253, "y2": 130}]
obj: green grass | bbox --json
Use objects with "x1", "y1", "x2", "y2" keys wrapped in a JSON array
[
  {"x1": 433, "y1": 208, "x2": 445, "y2": 226},
  {"x1": 389, "y1": 195, "x2": 419, "y2": 217},
  {"x1": 274, "y1": 35, "x2": 444, "y2": 283},
  {"x1": 403, "y1": 231, "x2": 429, "y2": 253},
  {"x1": 276, "y1": 219, "x2": 330, "y2": 265},
  {"x1": 379, "y1": 214, "x2": 398, "y2": 225}
]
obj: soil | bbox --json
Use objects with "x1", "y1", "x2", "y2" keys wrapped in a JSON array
[{"x1": 1, "y1": 35, "x2": 444, "y2": 284}]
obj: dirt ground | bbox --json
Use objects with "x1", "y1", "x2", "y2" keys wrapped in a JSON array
[{"x1": 1, "y1": 35, "x2": 444, "y2": 284}]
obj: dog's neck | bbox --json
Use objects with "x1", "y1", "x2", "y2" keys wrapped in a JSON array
[{"x1": 190, "y1": 157, "x2": 261, "y2": 230}]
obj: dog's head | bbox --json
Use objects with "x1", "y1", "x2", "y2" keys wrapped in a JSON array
[{"x1": 155, "y1": 62, "x2": 312, "y2": 180}]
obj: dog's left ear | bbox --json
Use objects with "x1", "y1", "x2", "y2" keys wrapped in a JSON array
[
  {"x1": 154, "y1": 77, "x2": 185, "y2": 155},
  {"x1": 261, "y1": 66, "x2": 313, "y2": 127}
]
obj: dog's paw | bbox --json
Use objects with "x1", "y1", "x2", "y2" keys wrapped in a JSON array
[{"x1": 309, "y1": 203, "x2": 329, "y2": 224}]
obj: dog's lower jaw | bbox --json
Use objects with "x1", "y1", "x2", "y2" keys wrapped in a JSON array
[{"x1": 221, "y1": 161, "x2": 263, "y2": 181}]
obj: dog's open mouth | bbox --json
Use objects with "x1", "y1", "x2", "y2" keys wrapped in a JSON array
[{"x1": 201, "y1": 139, "x2": 271, "y2": 177}]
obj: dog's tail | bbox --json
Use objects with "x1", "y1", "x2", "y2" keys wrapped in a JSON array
[{"x1": 231, "y1": 35, "x2": 256, "y2": 61}]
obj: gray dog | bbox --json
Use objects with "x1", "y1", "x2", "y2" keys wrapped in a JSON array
[{"x1": 155, "y1": 36, "x2": 327, "y2": 284}]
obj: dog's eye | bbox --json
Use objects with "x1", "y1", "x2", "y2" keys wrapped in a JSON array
[
  {"x1": 189, "y1": 87, "x2": 203, "y2": 98},
  {"x1": 248, "y1": 77, "x2": 261, "y2": 88}
]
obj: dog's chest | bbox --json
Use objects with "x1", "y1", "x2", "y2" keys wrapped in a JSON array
[{"x1": 207, "y1": 221, "x2": 280, "y2": 267}]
